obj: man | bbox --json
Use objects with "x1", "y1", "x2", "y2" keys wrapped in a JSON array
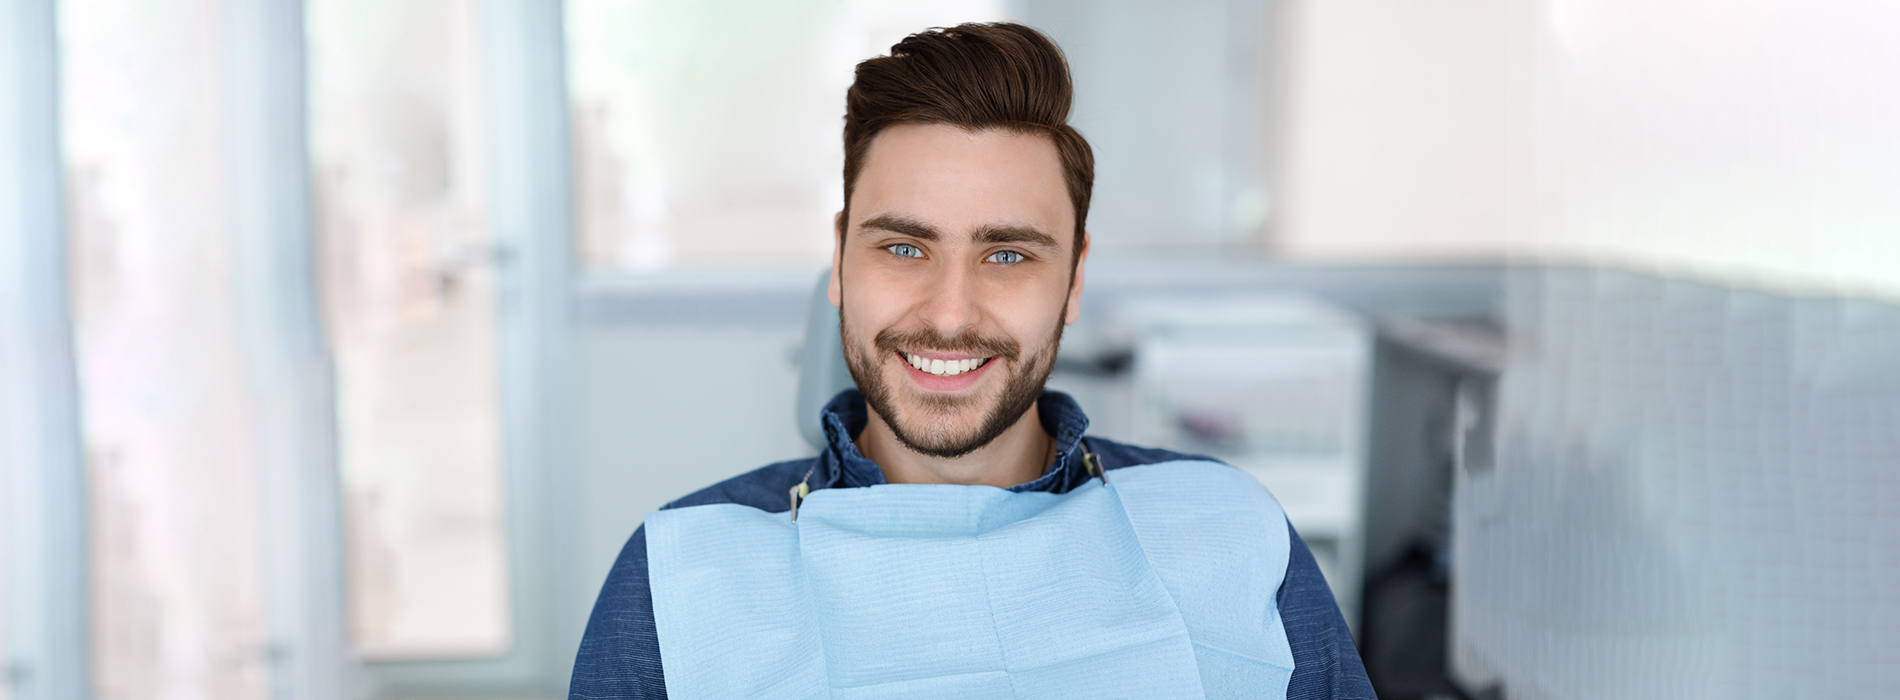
[{"x1": 571, "y1": 23, "x2": 1372, "y2": 699}]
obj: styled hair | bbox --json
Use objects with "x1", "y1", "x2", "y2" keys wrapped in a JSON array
[{"x1": 841, "y1": 22, "x2": 1094, "y2": 260}]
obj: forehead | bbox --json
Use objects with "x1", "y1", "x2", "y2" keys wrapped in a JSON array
[{"x1": 850, "y1": 123, "x2": 1073, "y2": 244}]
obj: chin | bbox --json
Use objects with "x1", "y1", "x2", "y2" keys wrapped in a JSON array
[{"x1": 887, "y1": 378, "x2": 999, "y2": 449}]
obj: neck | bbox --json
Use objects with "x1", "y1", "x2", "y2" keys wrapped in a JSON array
[{"x1": 858, "y1": 400, "x2": 1052, "y2": 488}]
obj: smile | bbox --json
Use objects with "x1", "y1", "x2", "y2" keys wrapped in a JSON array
[{"x1": 903, "y1": 352, "x2": 992, "y2": 377}]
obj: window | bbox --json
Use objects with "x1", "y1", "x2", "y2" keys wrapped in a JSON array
[
  {"x1": 565, "y1": 0, "x2": 1009, "y2": 271},
  {"x1": 307, "y1": 0, "x2": 513, "y2": 660},
  {"x1": 61, "y1": 0, "x2": 270, "y2": 695}
]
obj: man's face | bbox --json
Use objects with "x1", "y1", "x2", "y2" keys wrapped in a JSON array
[{"x1": 830, "y1": 123, "x2": 1087, "y2": 459}]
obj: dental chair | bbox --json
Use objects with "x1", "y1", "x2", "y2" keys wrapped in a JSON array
[{"x1": 795, "y1": 271, "x2": 856, "y2": 450}]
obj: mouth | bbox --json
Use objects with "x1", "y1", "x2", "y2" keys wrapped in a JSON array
[
  {"x1": 901, "y1": 351, "x2": 994, "y2": 377},
  {"x1": 897, "y1": 350, "x2": 997, "y2": 391}
]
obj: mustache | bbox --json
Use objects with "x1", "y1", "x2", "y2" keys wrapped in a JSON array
[{"x1": 873, "y1": 327, "x2": 1021, "y2": 361}]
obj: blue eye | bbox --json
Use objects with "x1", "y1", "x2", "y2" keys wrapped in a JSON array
[
  {"x1": 889, "y1": 243, "x2": 924, "y2": 259},
  {"x1": 986, "y1": 250, "x2": 1025, "y2": 264}
]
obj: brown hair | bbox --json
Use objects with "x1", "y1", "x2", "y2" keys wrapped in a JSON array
[{"x1": 841, "y1": 23, "x2": 1094, "y2": 261}]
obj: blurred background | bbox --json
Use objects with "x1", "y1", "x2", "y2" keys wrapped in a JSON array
[{"x1": 2, "y1": 0, "x2": 1896, "y2": 699}]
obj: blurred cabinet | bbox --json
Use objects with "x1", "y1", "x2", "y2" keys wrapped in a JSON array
[{"x1": 1122, "y1": 296, "x2": 1372, "y2": 630}]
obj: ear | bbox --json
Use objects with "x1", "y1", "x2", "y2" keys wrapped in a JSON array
[
  {"x1": 828, "y1": 211, "x2": 845, "y2": 308},
  {"x1": 1064, "y1": 229, "x2": 1089, "y2": 326}
]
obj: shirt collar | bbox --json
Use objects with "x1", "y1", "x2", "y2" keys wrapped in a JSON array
[{"x1": 813, "y1": 389, "x2": 1094, "y2": 494}]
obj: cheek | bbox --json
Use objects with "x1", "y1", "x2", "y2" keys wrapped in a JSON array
[
  {"x1": 843, "y1": 250, "x2": 934, "y2": 318},
  {"x1": 978, "y1": 279, "x2": 1069, "y2": 342},
  {"x1": 840, "y1": 270, "x2": 908, "y2": 339}
]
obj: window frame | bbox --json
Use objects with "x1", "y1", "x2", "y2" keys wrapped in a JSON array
[{"x1": 0, "y1": 1, "x2": 90, "y2": 698}]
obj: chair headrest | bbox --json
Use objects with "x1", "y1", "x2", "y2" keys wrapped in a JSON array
[{"x1": 795, "y1": 270, "x2": 856, "y2": 449}]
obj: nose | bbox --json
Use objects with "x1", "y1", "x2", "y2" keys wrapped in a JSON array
[{"x1": 916, "y1": 258, "x2": 981, "y2": 337}]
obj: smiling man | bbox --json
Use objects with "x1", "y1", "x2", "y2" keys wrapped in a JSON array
[{"x1": 570, "y1": 23, "x2": 1372, "y2": 700}]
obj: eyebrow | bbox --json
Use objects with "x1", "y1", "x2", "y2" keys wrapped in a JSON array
[
  {"x1": 858, "y1": 214, "x2": 939, "y2": 241},
  {"x1": 973, "y1": 224, "x2": 1059, "y2": 250},
  {"x1": 858, "y1": 214, "x2": 1060, "y2": 250}
]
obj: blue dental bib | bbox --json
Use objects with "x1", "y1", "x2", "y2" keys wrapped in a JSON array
[{"x1": 645, "y1": 460, "x2": 1296, "y2": 699}]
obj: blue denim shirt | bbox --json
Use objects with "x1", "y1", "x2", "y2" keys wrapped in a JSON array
[{"x1": 569, "y1": 390, "x2": 1373, "y2": 699}]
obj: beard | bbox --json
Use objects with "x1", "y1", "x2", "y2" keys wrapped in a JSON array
[{"x1": 841, "y1": 306, "x2": 1065, "y2": 459}]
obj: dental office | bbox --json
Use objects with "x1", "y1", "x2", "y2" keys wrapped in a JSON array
[{"x1": 3, "y1": 1, "x2": 1897, "y2": 699}]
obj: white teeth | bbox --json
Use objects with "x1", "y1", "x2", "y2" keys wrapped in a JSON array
[{"x1": 906, "y1": 354, "x2": 989, "y2": 377}]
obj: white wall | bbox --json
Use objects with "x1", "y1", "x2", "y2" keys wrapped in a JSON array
[
  {"x1": 1272, "y1": 2, "x2": 1900, "y2": 696},
  {"x1": 1273, "y1": 0, "x2": 1900, "y2": 300},
  {"x1": 1458, "y1": 269, "x2": 1900, "y2": 699},
  {"x1": 1015, "y1": 0, "x2": 1276, "y2": 249}
]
